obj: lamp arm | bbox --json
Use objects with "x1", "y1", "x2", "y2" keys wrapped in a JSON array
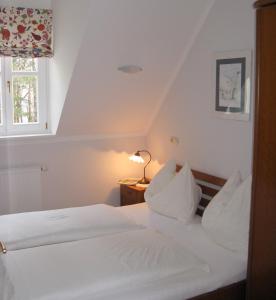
[{"x1": 138, "y1": 150, "x2": 152, "y2": 180}]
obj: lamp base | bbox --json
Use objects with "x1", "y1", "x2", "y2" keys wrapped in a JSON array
[{"x1": 138, "y1": 177, "x2": 150, "y2": 184}]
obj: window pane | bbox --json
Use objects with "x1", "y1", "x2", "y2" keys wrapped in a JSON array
[
  {"x1": 12, "y1": 76, "x2": 39, "y2": 124},
  {"x1": 12, "y1": 58, "x2": 38, "y2": 72}
]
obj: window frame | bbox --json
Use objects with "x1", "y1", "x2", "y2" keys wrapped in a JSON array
[
  {"x1": 0, "y1": 57, "x2": 49, "y2": 137},
  {"x1": 0, "y1": 58, "x2": 6, "y2": 135}
]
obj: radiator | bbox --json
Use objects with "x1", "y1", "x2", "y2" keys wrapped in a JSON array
[{"x1": 0, "y1": 166, "x2": 42, "y2": 215}]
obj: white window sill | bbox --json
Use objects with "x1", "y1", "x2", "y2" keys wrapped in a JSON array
[
  {"x1": 0, "y1": 133, "x2": 54, "y2": 139},
  {"x1": 0, "y1": 133, "x2": 56, "y2": 145}
]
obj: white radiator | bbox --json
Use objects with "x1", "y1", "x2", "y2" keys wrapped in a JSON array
[{"x1": 0, "y1": 166, "x2": 42, "y2": 215}]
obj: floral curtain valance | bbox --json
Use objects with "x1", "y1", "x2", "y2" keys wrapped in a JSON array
[{"x1": 0, "y1": 7, "x2": 53, "y2": 58}]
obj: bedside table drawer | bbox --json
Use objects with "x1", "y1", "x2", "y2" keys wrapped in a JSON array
[
  {"x1": 122, "y1": 187, "x2": 136, "y2": 205},
  {"x1": 120, "y1": 185, "x2": 146, "y2": 206}
]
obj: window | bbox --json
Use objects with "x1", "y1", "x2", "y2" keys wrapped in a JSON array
[{"x1": 0, "y1": 57, "x2": 48, "y2": 136}]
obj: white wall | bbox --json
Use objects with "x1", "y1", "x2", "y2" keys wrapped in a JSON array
[
  {"x1": 147, "y1": 0, "x2": 255, "y2": 179},
  {"x1": 49, "y1": 0, "x2": 90, "y2": 134},
  {"x1": 0, "y1": 136, "x2": 146, "y2": 214}
]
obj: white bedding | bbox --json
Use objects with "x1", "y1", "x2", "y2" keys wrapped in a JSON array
[
  {"x1": 115, "y1": 203, "x2": 248, "y2": 299},
  {"x1": 0, "y1": 204, "x2": 142, "y2": 251},
  {"x1": 0, "y1": 203, "x2": 248, "y2": 300},
  {"x1": 0, "y1": 229, "x2": 209, "y2": 300}
]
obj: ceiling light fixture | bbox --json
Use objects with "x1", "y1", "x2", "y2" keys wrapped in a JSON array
[{"x1": 118, "y1": 65, "x2": 143, "y2": 74}]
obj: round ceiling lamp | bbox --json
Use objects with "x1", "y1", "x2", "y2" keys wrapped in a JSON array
[{"x1": 118, "y1": 65, "x2": 143, "y2": 74}]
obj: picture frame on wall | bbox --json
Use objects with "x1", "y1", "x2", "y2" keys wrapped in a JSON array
[{"x1": 213, "y1": 50, "x2": 252, "y2": 121}]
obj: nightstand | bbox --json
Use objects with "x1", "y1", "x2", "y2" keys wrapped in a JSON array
[{"x1": 120, "y1": 185, "x2": 147, "y2": 206}]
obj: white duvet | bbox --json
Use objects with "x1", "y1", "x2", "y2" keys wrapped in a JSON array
[
  {"x1": 0, "y1": 204, "x2": 142, "y2": 251},
  {"x1": 0, "y1": 229, "x2": 209, "y2": 300}
]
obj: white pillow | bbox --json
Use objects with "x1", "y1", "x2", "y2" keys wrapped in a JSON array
[
  {"x1": 145, "y1": 160, "x2": 176, "y2": 198},
  {"x1": 202, "y1": 175, "x2": 252, "y2": 255},
  {"x1": 145, "y1": 163, "x2": 201, "y2": 223},
  {"x1": 202, "y1": 171, "x2": 241, "y2": 229}
]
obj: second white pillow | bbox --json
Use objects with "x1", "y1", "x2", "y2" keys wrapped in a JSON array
[
  {"x1": 202, "y1": 171, "x2": 241, "y2": 230},
  {"x1": 202, "y1": 174, "x2": 252, "y2": 256},
  {"x1": 145, "y1": 163, "x2": 201, "y2": 223}
]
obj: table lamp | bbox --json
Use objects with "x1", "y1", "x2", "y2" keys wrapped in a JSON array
[{"x1": 129, "y1": 150, "x2": 151, "y2": 184}]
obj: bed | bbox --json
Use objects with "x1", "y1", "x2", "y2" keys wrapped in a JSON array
[{"x1": 0, "y1": 168, "x2": 247, "y2": 300}]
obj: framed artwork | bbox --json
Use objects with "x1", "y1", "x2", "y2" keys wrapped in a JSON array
[{"x1": 213, "y1": 50, "x2": 252, "y2": 121}]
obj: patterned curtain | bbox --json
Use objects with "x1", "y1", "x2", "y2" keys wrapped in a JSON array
[{"x1": 0, "y1": 7, "x2": 53, "y2": 58}]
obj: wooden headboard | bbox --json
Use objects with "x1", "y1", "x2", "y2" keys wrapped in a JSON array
[{"x1": 176, "y1": 165, "x2": 226, "y2": 216}]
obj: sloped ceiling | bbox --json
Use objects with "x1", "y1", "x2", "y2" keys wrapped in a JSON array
[{"x1": 56, "y1": 0, "x2": 214, "y2": 136}]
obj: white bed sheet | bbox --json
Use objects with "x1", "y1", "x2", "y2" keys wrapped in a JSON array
[
  {"x1": 112, "y1": 203, "x2": 248, "y2": 300},
  {"x1": 1, "y1": 229, "x2": 209, "y2": 300},
  {"x1": 0, "y1": 204, "x2": 142, "y2": 251}
]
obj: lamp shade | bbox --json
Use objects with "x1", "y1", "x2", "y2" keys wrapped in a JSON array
[{"x1": 129, "y1": 154, "x2": 144, "y2": 164}]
